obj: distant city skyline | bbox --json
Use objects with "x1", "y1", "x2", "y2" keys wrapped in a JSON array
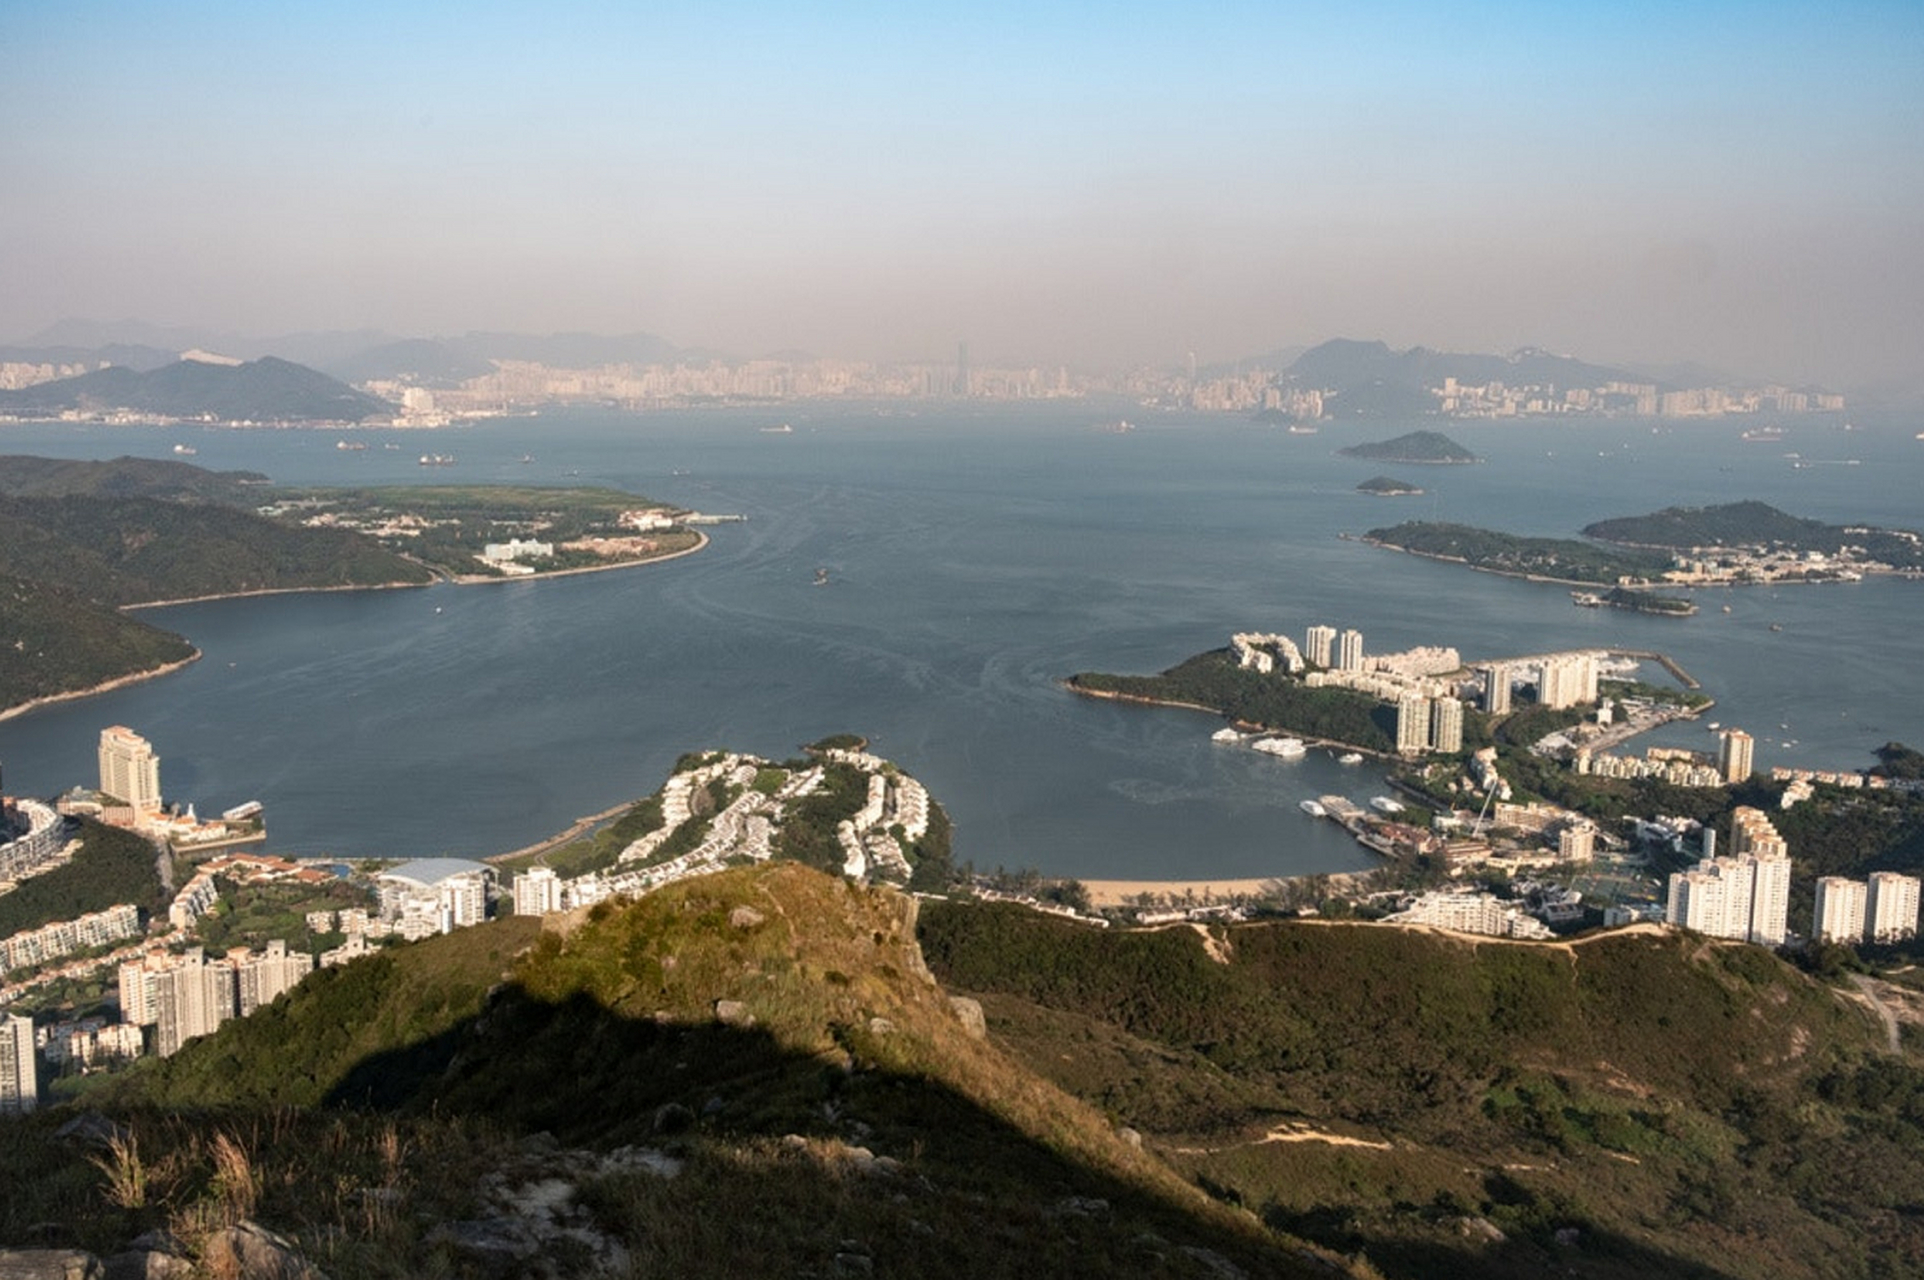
[{"x1": 3, "y1": 2, "x2": 1920, "y2": 393}]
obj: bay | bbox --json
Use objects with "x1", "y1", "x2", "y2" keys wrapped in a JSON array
[{"x1": 1, "y1": 405, "x2": 1919, "y2": 880}]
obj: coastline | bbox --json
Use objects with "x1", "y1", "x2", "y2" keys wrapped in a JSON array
[
  {"x1": 4, "y1": 532, "x2": 713, "y2": 719},
  {"x1": 1354, "y1": 533, "x2": 1909, "y2": 590},
  {"x1": 485, "y1": 799, "x2": 637, "y2": 867},
  {"x1": 122, "y1": 530, "x2": 710, "y2": 609},
  {"x1": 444, "y1": 530, "x2": 709, "y2": 586},
  {"x1": 0, "y1": 651, "x2": 202, "y2": 723}
]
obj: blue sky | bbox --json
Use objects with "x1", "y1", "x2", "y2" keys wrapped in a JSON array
[{"x1": 3, "y1": 1, "x2": 1920, "y2": 387}]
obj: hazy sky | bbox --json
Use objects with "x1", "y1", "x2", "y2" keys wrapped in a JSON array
[{"x1": 3, "y1": 1, "x2": 1920, "y2": 388}]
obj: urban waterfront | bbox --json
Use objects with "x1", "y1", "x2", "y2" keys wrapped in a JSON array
[{"x1": 2, "y1": 406, "x2": 1920, "y2": 881}]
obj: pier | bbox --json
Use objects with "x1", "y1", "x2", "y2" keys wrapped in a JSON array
[{"x1": 1609, "y1": 649, "x2": 1701, "y2": 690}]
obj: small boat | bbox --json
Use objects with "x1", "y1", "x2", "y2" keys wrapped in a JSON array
[
  {"x1": 1286, "y1": 424, "x2": 1319, "y2": 435},
  {"x1": 336, "y1": 440, "x2": 367, "y2": 451},
  {"x1": 519, "y1": 454, "x2": 533, "y2": 464},
  {"x1": 1252, "y1": 736, "x2": 1307, "y2": 759},
  {"x1": 1769, "y1": 623, "x2": 1783, "y2": 632},
  {"x1": 419, "y1": 454, "x2": 456, "y2": 467},
  {"x1": 1370, "y1": 795, "x2": 1405, "y2": 814},
  {"x1": 760, "y1": 423, "x2": 793, "y2": 434},
  {"x1": 1210, "y1": 728, "x2": 1245, "y2": 744},
  {"x1": 813, "y1": 568, "x2": 829, "y2": 587},
  {"x1": 1337, "y1": 752, "x2": 1363, "y2": 765},
  {"x1": 1299, "y1": 799, "x2": 1327, "y2": 817},
  {"x1": 172, "y1": 444, "x2": 197, "y2": 455}
]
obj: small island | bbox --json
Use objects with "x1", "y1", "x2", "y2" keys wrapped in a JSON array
[
  {"x1": 1356, "y1": 475, "x2": 1425, "y2": 497},
  {"x1": 1338, "y1": 430, "x2": 1478, "y2": 465},
  {"x1": 1572, "y1": 586, "x2": 1698, "y2": 617},
  {"x1": 1362, "y1": 500, "x2": 1924, "y2": 592}
]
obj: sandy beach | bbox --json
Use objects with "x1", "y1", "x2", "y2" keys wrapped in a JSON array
[{"x1": 1080, "y1": 871, "x2": 1377, "y2": 908}]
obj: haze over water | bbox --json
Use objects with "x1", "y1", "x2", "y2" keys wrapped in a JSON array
[{"x1": 2, "y1": 408, "x2": 1920, "y2": 881}]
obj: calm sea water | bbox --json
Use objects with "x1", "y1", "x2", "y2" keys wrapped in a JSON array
[{"x1": 2, "y1": 406, "x2": 1920, "y2": 879}]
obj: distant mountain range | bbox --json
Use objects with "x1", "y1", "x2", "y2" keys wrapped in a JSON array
[
  {"x1": 0, "y1": 356, "x2": 393, "y2": 422},
  {"x1": 6, "y1": 320, "x2": 686, "y2": 388},
  {"x1": 2, "y1": 322, "x2": 1854, "y2": 409}
]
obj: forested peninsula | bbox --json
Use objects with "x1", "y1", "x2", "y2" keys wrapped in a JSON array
[
  {"x1": 0, "y1": 456, "x2": 697, "y2": 715},
  {"x1": 1070, "y1": 650, "x2": 1397, "y2": 753}
]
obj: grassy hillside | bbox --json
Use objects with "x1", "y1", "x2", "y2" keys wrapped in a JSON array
[
  {"x1": 0, "y1": 818, "x2": 162, "y2": 939},
  {"x1": 920, "y1": 903, "x2": 1924, "y2": 1280},
  {"x1": 11, "y1": 865, "x2": 1350, "y2": 1279},
  {"x1": 0, "y1": 455, "x2": 268, "y2": 504},
  {"x1": 0, "y1": 494, "x2": 430, "y2": 606}
]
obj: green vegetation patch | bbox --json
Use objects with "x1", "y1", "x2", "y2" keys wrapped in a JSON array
[
  {"x1": 0, "y1": 817, "x2": 162, "y2": 938},
  {"x1": 1363, "y1": 521, "x2": 1669, "y2": 585},
  {"x1": 1072, "y1": 650, "x2": 1395, "y2": 752}
]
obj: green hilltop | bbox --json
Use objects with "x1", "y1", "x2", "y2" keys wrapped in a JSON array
[{"x1": 22, "y1": 865, "x2": 1348, "y2": 1279}]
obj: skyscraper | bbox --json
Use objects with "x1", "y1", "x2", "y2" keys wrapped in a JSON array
[
  {"x1": 1481, "y1": 663, "x2": 1511, "y2": 714},
  {"x1": 1718, "y1": 729, "x2": 1754, "y2": 784},
  {"x1": 97, "y1": 726, "x2": 161, "y2": 814},
  {"x1": 1430, "y1": 697, "x2": 1463, "y2": 754},
  {"x1": 1337, "y1": 629, "x2": 1364, "y2": 672},
  {"x1": 0, "y1": 1013, "x2": 35, "y2": 1114},
  {"x1": 1304, "y1": 625, "x2": 1337, "y2": 669},
  {"x1": 1396, "y1": 695, "x2": 1430, "y2": 754}
]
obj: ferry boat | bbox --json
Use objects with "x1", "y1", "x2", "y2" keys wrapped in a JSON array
[
  {"x1": 1252, "y1": 736, "x2": 1307, "y2": 759},
  {"x1": 1299, "y1": 799, "x2": 1327, "y2": 817},
  {"x1": 1370, "y1": 795, "x2": 1406, "y2": 814}
]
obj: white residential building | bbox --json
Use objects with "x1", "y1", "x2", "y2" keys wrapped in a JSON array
[
  {"x1": 1337, "y1": 628, "x2": 1365, "y2": 672},
  {"x1": 1304, "y1": 624, "x2": 1336, "y2": 668},
  {"x1": 1386, "y1": 891, "x2": 1553, "y2": 940},
  {"x1": 1430, "y1": 696, "x2": 1464, "y2": 754},
  {"x1": 98, "y1": 725, "x2": 162, "y2": 814},
  {"x1": 513, "y1": 866, "x2": 563, "y2": 916},
  {"x1": 1395, "y1": 695, "x2": 1430, "y2": 755},
  {"x1": 1866, "y1": 872, "x2": 1922, "y2": 944},
  {"x1": 1812, "y1": 877, "x2": 1868, "y2": 944},
  {"x1": 1667, "y1": 808, "x2": 1791, "y2": 946}
]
